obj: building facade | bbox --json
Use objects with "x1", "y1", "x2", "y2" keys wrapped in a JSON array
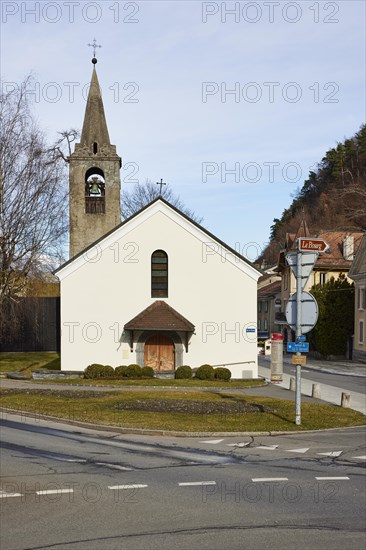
[{"x1": 349, "y1": 234, "x2": 366, "y2": 362}]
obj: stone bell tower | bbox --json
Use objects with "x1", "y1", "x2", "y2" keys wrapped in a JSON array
[{"x1": 69, "y1": 51, "x2": 121, "y2": 258}]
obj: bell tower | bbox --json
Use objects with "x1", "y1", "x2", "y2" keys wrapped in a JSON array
[{"x1": 69, "y1": 49, "x2": 121, "y2": 258}]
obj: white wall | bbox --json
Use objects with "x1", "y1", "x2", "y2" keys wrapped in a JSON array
[{"x1": 57, "y1": 202, "x2": 260, "y2": 378}]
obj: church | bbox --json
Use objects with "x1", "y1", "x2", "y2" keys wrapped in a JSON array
[{"x1": 55, "y1": 55, "x2": 261, "y2": 379}]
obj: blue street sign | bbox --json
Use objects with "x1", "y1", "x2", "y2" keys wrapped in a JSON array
[
  {"x1": 297, "y1": 336, "x2": 306, "y2": 342},
  {"x1": 246, "y1": 328, "x2": 256, "y2": 333},
  {"x1": 287, "y1": 342, "x2": 309, "y2": 353}
]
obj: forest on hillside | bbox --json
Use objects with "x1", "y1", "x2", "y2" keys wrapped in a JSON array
[{"x1": 259, "y1": 124, "x2": 366, "y2": 265}]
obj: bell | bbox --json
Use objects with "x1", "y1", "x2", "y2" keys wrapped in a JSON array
[{"x1": 89, "y1": 180, "x2": 100, "y2": 195}]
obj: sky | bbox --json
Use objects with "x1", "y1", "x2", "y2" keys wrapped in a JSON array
[{"x1": 1, "y1": 0, "x2": 365, "y2": 262}]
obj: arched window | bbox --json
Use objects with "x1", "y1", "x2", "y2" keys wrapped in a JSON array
[{"x1": 151, "y1": 250, "x2": 168, "y2": 297}]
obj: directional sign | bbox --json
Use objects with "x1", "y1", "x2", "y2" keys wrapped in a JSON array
[
  {"x1": 287, "y1": 342, "x2": 309, "y2": 353},
  {"x1": 285, "y1": 291, "x2": 319, "y2": 334},
  {"x1": 285, "y1": 251, "x2": 319, "y2": 290},
  {"x1": 298, "y1": 238, "x2": 330, "y2": 253}
]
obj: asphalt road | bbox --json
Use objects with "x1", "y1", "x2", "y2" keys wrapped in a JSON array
[{"x1": 1, "y1": 412, "x2": 365, "y2": 550}]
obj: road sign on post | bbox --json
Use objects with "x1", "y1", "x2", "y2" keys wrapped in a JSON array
[
  {"x1": 285, "y1": 236, "x2": 329, "y2": 425},
  {"x1": 285, "y1": 251, "x2": 319, "y2": 290},
  {"x1": 285, "y1": 292, "x2": 319, "y2": 333},
  {"x1": 287, "y1": 342, "x2": 309, "y2": 353},
  {"x1": 298, "y1": 238, "x2": 330, "y2": 253}
]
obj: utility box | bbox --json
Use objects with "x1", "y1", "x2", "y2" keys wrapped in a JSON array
[{"x1": 270, "y1": 333, "x2": 283, "y2": 383}]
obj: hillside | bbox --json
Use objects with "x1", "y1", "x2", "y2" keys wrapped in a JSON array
[{"x1": 259, "y1": 125, "x2": 366, "y2": 265}]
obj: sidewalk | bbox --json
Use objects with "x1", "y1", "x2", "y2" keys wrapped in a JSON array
[{"x1": 259, "y1": 357, "x2": 366, "y2": 415}]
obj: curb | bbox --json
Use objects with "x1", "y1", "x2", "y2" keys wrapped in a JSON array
[{"x1": 1, "y1": 407, "x2": 365, "y2": 438}]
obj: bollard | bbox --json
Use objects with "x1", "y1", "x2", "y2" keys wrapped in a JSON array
[
  {"x1": 312, "y1": 383, "x2": 321, "y2": 399},
  {"x1": 341, "y1": 392, "x2": 351, "y2": 408},
  {"x1": 289, "y1": 377, "x2": 296, "y2": 392}
]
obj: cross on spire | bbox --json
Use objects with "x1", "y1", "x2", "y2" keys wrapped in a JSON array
[
  {"x1": 88, "y1": 38, "x2": 102, "y2": 61},
  {"x1": 156, "y1": 178, "x2": 167, "y2": 195}
]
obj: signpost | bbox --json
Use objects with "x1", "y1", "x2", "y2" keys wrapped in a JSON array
[{"x1": 285, "y1": 236, "x2": 329, "y2": 425}]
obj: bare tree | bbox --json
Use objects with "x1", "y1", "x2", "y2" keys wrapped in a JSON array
[
  {"x1": 121, "y1": 180, "x2": 203, "y2": 224},
  {"x1": 51, "y1": 128, "x2": 79, "y2": 163},
  {"x1": 0, "y1": 76, "x2": 68, "y2": 305}
]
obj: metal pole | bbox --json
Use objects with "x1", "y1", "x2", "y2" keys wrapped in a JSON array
[{"x1": 295, "y1": 244, "x2": 302, "y2": 425}]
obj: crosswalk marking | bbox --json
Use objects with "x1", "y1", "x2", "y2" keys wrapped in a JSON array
[
  {"x1": 315, "y1": 477, "x2": 349, "y2": 481},
  {"x1": 285, "y1": 448, "x2": 310, "y2": 454},
  {"x1": 108, "y1": 484, "x2": 148, "y2": 490},
  {"x1": 179, "y1": 481, "x2": 216, "y2": 487},
  {"x1": 252, "y1": 478, "x2": 288, "y2": 482},
  {"x1": 36, "y1": 489, "x2": 74, "y2": 495},
  {"x1": 200, "y1": 439, "x2": 224, "y2": 444}
]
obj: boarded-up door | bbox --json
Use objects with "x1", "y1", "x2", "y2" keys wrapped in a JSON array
[{"x1": 144, "y1": 335, "x2": 175, "y2": 371}]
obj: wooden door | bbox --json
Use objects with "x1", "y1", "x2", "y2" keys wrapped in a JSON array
[{"x1": 144, "y1": 335, "x2": 175, "y2": 371}]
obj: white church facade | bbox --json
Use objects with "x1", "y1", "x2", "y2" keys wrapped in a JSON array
[{"x1": 55, "y1": 58, "x2": 261, "y2": 379}]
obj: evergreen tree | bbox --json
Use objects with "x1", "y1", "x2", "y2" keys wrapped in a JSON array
[{"x1": 310, "y1": 275, "x2": 354, "y2": 357}]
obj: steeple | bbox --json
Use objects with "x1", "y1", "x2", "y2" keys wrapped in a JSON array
[
  {"x1": 68, "y1": 46, "x2": 121, "y2": 259},
  {"x1": 80, "y1": 67, "x2": 110, "y2": 147}
]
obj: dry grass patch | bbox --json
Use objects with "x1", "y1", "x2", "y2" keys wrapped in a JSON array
[
  {"x1": 0, "y1": 388, "x2": 364, "y2": 432},
  {"x1": 0, "y1": 352, "x2": 60, "y2": 374}
]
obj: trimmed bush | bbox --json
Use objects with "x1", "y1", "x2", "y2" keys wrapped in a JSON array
[
  {"x1": 195, "y1": 364, "x2": 214, "y2": 380},
  {"x1": 175, "y1": 365, "x2": 192, "y2": 379},
  {"x1": 125, "y1": 364, "x2": 143, "y2": 378},
  {"x1": 141, "y1": 366, "x2": 155, "y2": 378},
  {"x1": 115, "y1": 365, "x2": 128, "y2": 378},
  {"x1": 214, "y1": 367, "x2": 231, "y2": 381},
  {"x1": 84, "y1": 364, "x2": 114, "y2": 379}
]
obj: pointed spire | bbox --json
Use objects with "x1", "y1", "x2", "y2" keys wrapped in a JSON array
[
  {"x1": 80, "y1": 66, "x2": 110, "y2": 147},
  {"x1": 295, "y1": 212, "x2": 310, "y2": 241}
]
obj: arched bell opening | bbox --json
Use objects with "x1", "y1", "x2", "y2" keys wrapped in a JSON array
[{"x1": 85, "y1": 167, "x2": 105, "y2": 214}]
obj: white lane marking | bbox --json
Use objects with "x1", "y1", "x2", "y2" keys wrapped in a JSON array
[
  {"x1": 317, "y1": 451, "x2": 343, "y2": 457},
  {"x1": 36, "y1": 489, "x2": 74, "y2": 495},
  {"x1": 200, "y1": 439, "x2": 224, "y2": 444},
  {"x1": 352, "y1": 455, "x2": 366, "y2": 460},
  {"x1": 108, "y1": 484, "x2": 148, "y2": 490},
  {"x1": 257, "y1": 445, "x2": 279, "y2": 450},
  {"x1": 285, "y1": 448, "x2": 310, "y2": 454},
  {"x1": 0, "y1": 492, "x2": 23, "y2": 498},
  {"x1": 227, "y1": 442, "x2": 250, "y2": 448},
  {"x1": 252, "y1": 478, "x2": 289, "y2": 482},
  {"x1": 95, "y1": 462, "x2": 133, "y2": 470},
  {"x1": 178, "y1": 481, "x2": 216, "y2": 487},
  {"x1": 315, "y1": 477, "x2": 350, "y2": 481}
]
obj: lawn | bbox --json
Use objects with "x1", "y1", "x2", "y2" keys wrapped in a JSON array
[
  {"x1": 1, "y1": 388, "x2": 364, "y2": 432},
  {"x1": 0, "y1": 352, "x2": 60, "y2": 374}
]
